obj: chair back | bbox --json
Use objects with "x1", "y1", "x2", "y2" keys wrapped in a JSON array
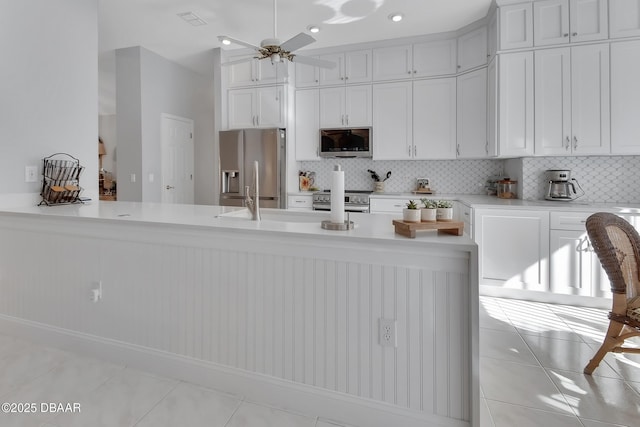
[{"x1": 586, "y1": 212, "x2": 640, "y2": 298}]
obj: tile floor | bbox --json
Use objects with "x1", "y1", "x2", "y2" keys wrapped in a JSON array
[{"x1": 0, "y1": 297, "x2": 638, "y2": 427}]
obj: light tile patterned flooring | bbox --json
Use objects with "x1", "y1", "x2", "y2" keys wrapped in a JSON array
[{"x1": 1, "y1": 297, "x2": 639, "y2": 427}]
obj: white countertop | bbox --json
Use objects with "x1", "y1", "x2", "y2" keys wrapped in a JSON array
[
  {"x1": 370, "y1": 192, "x2": 640, "y2": 214},
  {"x1": 0, "y1": 197, "x2": 476, "y2": 250}
]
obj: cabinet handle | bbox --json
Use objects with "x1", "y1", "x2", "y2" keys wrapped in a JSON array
[
  {"x1": 485, "y1": 141, "x2": 489, "y2": 155},
  {"x1": 573, "y1": 136, "x2": 578, "y2": 150},
  {"x1": 414, "y1": 145, "x2": 417, "y2": 156},
  {"x1": 407, "y1": 70, "x2": 412, "y2": 74},
  {"x1": 408, "y1": 146, "x2": 411, "y2": 156},
  {"x1": 456, "y1": 144, "x2": 460, "y2": 156},
  {"x1": 345, "y1": 76, "x2": 349, "y2": 80},
  {"x1": 413, "y1": 70, "x2": 417, "y2": 74},
  {"x1": 564, "y1": 33, "x2": 569, "y2": 37},
  {"x1": 572, "y1": 32, "x2": 578, "y2": 37},
  {"x1": 565, "y1": 136, "x2": 570, "y2": 150},
  {"x1": 345, "y1": 115, "x2": 349, "y2": 125}
]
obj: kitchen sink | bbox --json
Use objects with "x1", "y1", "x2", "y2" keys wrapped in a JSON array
[{"x1": 216, "y1": 208, "x2": 329, "y2": 223}]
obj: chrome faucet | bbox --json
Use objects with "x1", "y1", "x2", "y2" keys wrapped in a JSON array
[{"x1": 245, "y1": 161, "x2": 261, "y2": 221}]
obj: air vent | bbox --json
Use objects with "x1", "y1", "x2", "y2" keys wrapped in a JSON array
[{"x1": 177, "y1": 12, "x2": 207, "y2": 26}]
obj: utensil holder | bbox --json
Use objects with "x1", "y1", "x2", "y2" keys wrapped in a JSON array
[{"x1": 374, "y1": 182, "x2": 385, "y2": 192}]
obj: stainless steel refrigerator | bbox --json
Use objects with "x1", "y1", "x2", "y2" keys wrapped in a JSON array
[{"x1": 219, "y1": 128, "x2": 286, "y2": 208}]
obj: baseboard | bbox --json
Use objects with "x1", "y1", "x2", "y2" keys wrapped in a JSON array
[
  {"x1": 479, "y1": 286, "x2": 611, "y2": 309},
  {"x1": 0, "y1": 314, "x2": 469, "y2": 427}
]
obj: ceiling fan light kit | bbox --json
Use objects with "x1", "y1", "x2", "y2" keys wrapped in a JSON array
[{"x1": 219, "y1": 0, "x2": 335, "y2": 69}]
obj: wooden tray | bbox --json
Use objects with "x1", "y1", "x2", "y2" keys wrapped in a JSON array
[{"x1": 392, "y1": 219, "x2": 464, "y2": 238}]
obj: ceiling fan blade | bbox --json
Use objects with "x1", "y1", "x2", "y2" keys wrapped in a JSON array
[
  {"x1": 280, "y1": 32, "x2": 315, "y2": 53},
  {"x1": 218, "y1": 35, "x2": 261, "y2": 51},
  {"x1": 221, "y1": 56, "x2": 257, "y2": 67},
  {"x1": 291, "y1": 55, "x2": 336, "y2": 69}
]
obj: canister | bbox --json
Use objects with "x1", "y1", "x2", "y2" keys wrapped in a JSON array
[{"x1": 497, "y1": 179, "x2": 517, "y2": 199}]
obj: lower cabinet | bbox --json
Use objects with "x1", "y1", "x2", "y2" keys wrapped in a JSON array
[
  {"x1": 474, "y1": 209, "x2": 549, "y2": 291},
  {"x1": 287, "y1": 194, "x2": 313, "y2": 211}
]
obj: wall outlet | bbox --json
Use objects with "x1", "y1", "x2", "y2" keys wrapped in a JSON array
[
  {"x1": 90, "y1": 281, "x2": 102, "y2": 303},
  {"x1": 25, "y1": 165, "x2": 38, "y2": 183},
  {"x1": 379, "y1": 318, "x2": 397, "y2": 347},
  {"x1": 416, "y1": 178, "x2": 430, "y2": 190}
]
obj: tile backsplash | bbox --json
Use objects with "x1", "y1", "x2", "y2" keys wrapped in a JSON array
[
  {"x1": 299, "y1": 155, "x2": 640, "y2": 204},
  {"x1": 298, "y1": 159, "x2": 504, "y2": 194}
]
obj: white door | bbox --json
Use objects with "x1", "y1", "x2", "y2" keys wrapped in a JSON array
[
  {"x1": 161, "y1": 114, "x2": 194, "y2": 204},
  {"x1": 413, "y1": 77, "x2": 457, "y2": 159}
]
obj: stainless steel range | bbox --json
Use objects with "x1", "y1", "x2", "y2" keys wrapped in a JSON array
[{"x1": 312, "y1": 190, "x2": 371, "y2": 213}]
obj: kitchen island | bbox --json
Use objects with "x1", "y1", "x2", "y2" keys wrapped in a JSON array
[{"x1": 0, "y1": 199, "x2": 478, "y2": 427}]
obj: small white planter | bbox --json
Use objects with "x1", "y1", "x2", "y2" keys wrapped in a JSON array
[
  {"x1": 436, "y1": 207, "x2": 454, "y2": 221},
  {"x1": 403, "y1": 208, "x2": 421, "y2": 223},
  {"x1": 421, "y1": 208, "x2": 437, "y2": 222}
]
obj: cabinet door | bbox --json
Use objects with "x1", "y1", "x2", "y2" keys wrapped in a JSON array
[
  {"x1": 318, "y1": 53, "x2": 345, "y2": 85},
  {"x1": 457, "y1": 68, "x2": 488, "y2": 158},
  {"x1": 344, "y1": 85, "x2": 372, "y2": 126},
  {"x1": 295, "y1": 61, "x2": 319, "y2": 87},
  {"x1": 413, "y1": 39, "x2": 457, "y2": 77},
  {"x1": 486, "y1": 57, "x2": 498, "y2": 157},
  {"x1": 295, "y1": 89, "x2": 320, "y2": 161},
  {"x1": 319, "y1": 87, "x2": 346, "y2": 128},
  {"x1": 570, "y1": 0, "x2": 608, "y2": 43},
  {"x1": 372, "y1": 45, "x2": 412, "y2": 81},
  {"x1": 499, "y1": 2, "x2": 534, "y2": 50},
  {"x1": 550, "y1": 230, "x2": 593, "y2": 296},
  {"x1": 534, "y1": 0, "x2": 570, "y2": 46},
  {"x1": 498, "y1": 51, "x2": 534, "y2": 157},
  {"x1": 570, "y1": 43, "x2": 610, "y2": 154},
  {"x1": 256, "y1": 86, "x2": 285, "y2": 128},
  {"x1": 457, "y1": 26, "x2": 488, "y2": 72},
  {"x1": 345, "y1": 49, "x2": 372, "y2": 83},
  {"x1": 228, "y1": 88, "x2": 256, "y2": 129},
  {"x1": 611, "y1": 40, "x2": 640, "y2": 154},
  {"x1": 413, "y1": 78, "x2": 457, "y2": 159},
  {"x1": 610, "y1": 0, "x2": 640, "y2": 38},
  {"x1": 488, "y1": 9, "x2": 498, "y2": 59},
  {"x1": 256, "y1": 60, "x2": 288, "y2": 85},
  {"x1": 372, "y1": 81, "x2": 412, "y2": 160},
  {"x1": 227, "y1": 56, "x2": 257, "y2": 88},
  {"x1": 535, "y1": 48, "x2": 572, "y2": 155},
  {"x1": 474, "y1": 209, "x2": 549, "y2": 291}
]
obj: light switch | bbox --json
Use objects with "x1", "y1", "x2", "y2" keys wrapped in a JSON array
[
  {"x1": 130, "y1": 173, "x2": 136, "y2": 183},
  {"x1": 25, "y1": 165, "x2": 38, "y2": 182}
]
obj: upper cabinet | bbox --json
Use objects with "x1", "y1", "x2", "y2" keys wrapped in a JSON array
[
  {"x1": 372, "y1": 81, "x2": 413, "y2": 160},
  {"x1": 371, "y1": 39, "x2": 457, "y2": 81},
  {"x1": 295, "y1": 59, "x2": 320, "y2": 88},
  {"x1": 534, "y1": 0, "x2": 608, "y2": 46},
  {"x1": 457, "y1": 68, "x2": 488, "y2": 158},
  {"x1": 610, "y1": 0, "x2": 640, "y2": 38},
  {"x1": 499, "y1": 3, "x2": 534, "y2": 50},
  {"x1": 227, "y1": 86, "x2": 286, "y2": 129},
  {"x1": 294, "y1": 89, "x2": 320, "y2": 160},
  {"x1": 319, "y1": 85, "x2": 372, "y2": 128},
  {"x1": 226, "y1": 56, "x2": 288, "y2": 88},
  {"x1": 318, "y1": 50, "x2": 372, "y2": 85},
  {"x1": 457, "y1": 26, "x2": 488, "y2": 72},
  {"x1": 611, "y1": 40, "x2": 640, "y2": 154}
]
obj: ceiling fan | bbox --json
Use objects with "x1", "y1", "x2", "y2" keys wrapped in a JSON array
[{"x1": 218, "y1": 0, "x2": 335, "y2": 69}]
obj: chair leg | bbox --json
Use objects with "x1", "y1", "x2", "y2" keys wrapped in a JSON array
[{"x1": 584, "y1": 320, "x2": 624, "y2": 375}]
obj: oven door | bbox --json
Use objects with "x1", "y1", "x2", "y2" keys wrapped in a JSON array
[{"x1": 313, "y1": 203, "x2": 369, "y2": 213}]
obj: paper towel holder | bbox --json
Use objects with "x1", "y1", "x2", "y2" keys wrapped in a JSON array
[{"x1": 321, "y1": 212, "x2": 354, "y2": 230}]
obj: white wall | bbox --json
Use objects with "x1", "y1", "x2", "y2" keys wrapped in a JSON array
[
  {"x1": 99, "y1": 115, "x2": 117, "y2": 175},
  {"x1": 0, "y1": 0, "x2": 98, "y2": 197},
  {"x1": 116, "y1": 47, "x2": 215, "y2": 203}
]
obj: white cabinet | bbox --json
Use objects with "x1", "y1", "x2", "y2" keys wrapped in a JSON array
[
  {"x1": 413, "y1": 39, "x2": 458, "y2": 77},
  {"x1": 227, "y1": 86, "x2": 286, "y2": 129},
  {"x1": 372, "y1": 40, "x2": 457, "y2": 81},
  {"x1": 413, "y1": 78, "x2": 457, "y2": 159},
  {"x1": 534, "y1": 44, "x2": 610, "y2": 155},
  {"x1": 610, "y1": 0, "x2": 640, "y2": 38},
  {"x1": 549, "y1": 212, "x2": 610, "y2": 298},
  {"x1": 474, "y1": 209, "x2": 549, "y2": 291},
  {"x1": 534, "y1": 0, "x2": 608, "y2": 46},
  {"x1": 369, "y1": 197, "x2": 408, "y2": 214},
  {"x1": 488, "y1": 9, "x2": 499, "y2": 59},
  {"x1": 456, "y1": 68, "x2": 488, "y2": 158},
  {"x1": 372, "y1": 45, "x2": 413, "y2": 81},
  {"x1": 226, "y1": 56, "x2": 288, "y2": 88},
  {"x1": 499, "y1": 2, "x2": 534, "y2": 50},
  {"x1": 295, "y1": 60, "x2": 320, "y2": 87},
  {"x1": 457, "y1": 26, "x2": 488, "y2": 72},
  {"x1": 487, "y1": 57, "x2": 498, "y2": 158},
  {"x1": 611, "y1": 40, "x2": 640, "y2": 154},
  {"x1": 294, "y1": 89, "x2": 320, "y2": 160},
  {"x1": 319, "y1": 85, "x2": 371, "y2": 128},
  {"x1": 318, "y1": 50, "x2": 372, "y2": 85},
  {"x1": 494, "y1": 51, "x2": 535, "y2": 157},
  {"x1": 287, "y1": 194, "x2": 313, "y2": 211},
  {"x1": 372, "y1": 81, "x2": 413, "y2": 160}
]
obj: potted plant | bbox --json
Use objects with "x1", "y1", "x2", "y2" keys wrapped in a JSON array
[
  {"x1": 436, "y1": 200, "x2": 454, "y2": 221},
  {"x1": 403, "y1": 200, "x2": 421, "y2": 222},
  {"x1": 420, "y1": 198, "x2": 438, "y2": 222}
]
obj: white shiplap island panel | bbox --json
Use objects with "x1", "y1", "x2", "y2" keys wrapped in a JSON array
[{"x1": 0, "y1": 201, "x2": 478, "y2": 427}]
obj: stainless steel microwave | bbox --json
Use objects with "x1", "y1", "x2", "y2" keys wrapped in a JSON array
[{"x1": 319, "y1": 128, "x2": 372, "y2": 158}]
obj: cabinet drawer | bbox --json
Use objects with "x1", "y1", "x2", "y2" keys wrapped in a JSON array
[
  {"x1": 550, "y1": 211, "x2": 591, "y2": 230},
  {"x1": 369, "y1": 198, "x2": 407, "y2": 213},
  {"x1": 288, "y1": 195, "x2": 313, "y2": 209}
]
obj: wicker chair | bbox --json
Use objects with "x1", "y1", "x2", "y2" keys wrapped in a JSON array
[{"x1": 584, "y1": 212, "x2": 640, "y2": 375}]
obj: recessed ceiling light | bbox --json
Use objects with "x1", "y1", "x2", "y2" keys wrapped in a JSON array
[
  {"x1": 388, "y1": 13, "x2": 404, "y2": 22},
  {"x1": 218, "y1": 36, "x2": 232, "y2": 46},
  {"x1": 177, "y1": 11, "x2": 207, "y2": 26},
  {"x1": 307, "y1": 25, "x2": 320, "y2": 34}
]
